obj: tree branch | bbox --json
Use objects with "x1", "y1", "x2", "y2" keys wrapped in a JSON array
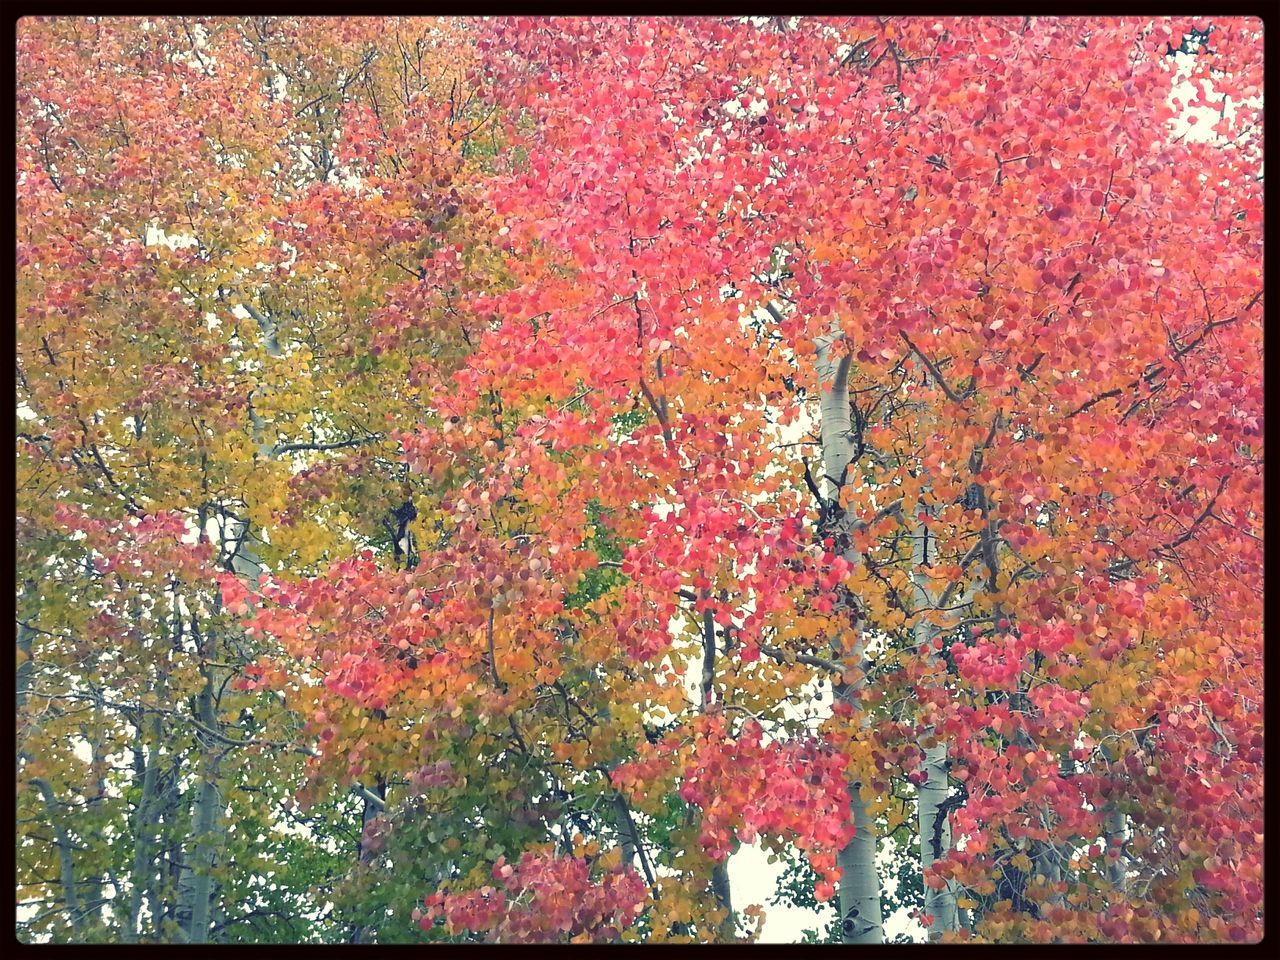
[
  {"x1": 1158, "y1": 474, "x2": 1229, "y2": 554},
  {"x1": 351, "y1": 785, "x2": 386, "y2": 810},
  {"x1": 758, "y1": 642, "x2": 843, "y2": 675},
  {"x1": 638, "y1": 377, "x2": 674, "y2": 449},
  {"x1": 900, "y1": 331, "x2": 969, "y2": 405},
  {"x1": 270, "y1": 434, "x2": 381, "y2": 458}
]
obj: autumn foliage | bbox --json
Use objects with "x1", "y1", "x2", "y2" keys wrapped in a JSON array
[{"x1": 16, "y1": 16, "x2": 1262, "y2": 944}]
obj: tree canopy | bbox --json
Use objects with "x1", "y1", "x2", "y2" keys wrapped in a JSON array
[{"x1": 16, "y1": 15, "x2": 1262, "y2": 944}]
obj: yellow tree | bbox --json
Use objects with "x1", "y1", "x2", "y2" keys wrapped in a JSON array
[{"x1": 16, "y1": 16, "x2": 503, "y2": 942}]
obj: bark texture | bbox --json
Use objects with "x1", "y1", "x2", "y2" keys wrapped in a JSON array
[{"x1": 816, "y1": 331, "x2": 884, "y2": 945}]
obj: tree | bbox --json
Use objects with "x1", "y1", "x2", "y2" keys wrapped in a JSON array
[
  {"x1": 17, "y1": 15, "x2": 1262, "y2": 944},
  {"x1": 17, "y1": 15, "x2": 500, "y2": 942}
]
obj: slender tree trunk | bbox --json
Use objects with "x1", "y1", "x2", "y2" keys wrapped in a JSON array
[
  {"x1": 613, "y1": 791, "x2": 659, "y2": 908},
  {"x1": 183, "y1": 670, "x2": 223, "y2": 944},
  {"x1": 350, "y1": 776, "x2": 386, "y2": 944},
  {"x1": 81, "y1": 715, "x2": 109, "y2": 931},
  {"x1": 17, "y1": 602, "x2": 36, "y2": 859},
  {"x1": 17, "y1": 609, "x2": 34, "y2": 714},
  {"x1": 908, "y1": 460, "x2": 960, "y2": 937},
  {"x1": 816, "y1": 331, "x2": 884, "y2": 944},
  {"x1": 836, "y1": 797, "x2": 883, "y2": 943},
  {"x1": 1035, "y1": 832, "x2": 1064, "y2": 903},
  {"x1": 184, "y1": 779, "x2": 221, "y2": 943},
  {"x1": 17, "y1": 583, "x2": 37, "y2": 784},
  {"x1": 245, "y1": 301, "x2": 282, "y2": 460},
  {"x1": 21, "y1": 593, "x2": 87, "y2": 936},
  {"x1": 913, "y1": 651, "x2": 959, "y2": 933},
  {"x1": 154, "y1": 775, "x2": 184, "y2": 938},
  {"x1": 711, "y1": 859, "x2": 735, "y2": 941},
  {"x1": 182, "y1": 515, "x2": 264, "y2": 943},
  {"x1": 1096, "y1": 719, "x2": 1129, "y2": 889},
  {"x1": 1103, "y1": 803, "x2": 1127, "y2": 891},
  {"x1": 125, "y1": 714, "x2": 163, "y2": 943},
  {"x1": 1034, "y1": 803, "x2": 1068, "y2": 912},
  {"x1": 31, "y1": 777, "x2": 83, "y2": 934},
  {"x1": 697, "y1": 607, "x2": 736, "y2": 941},
  {"x1": 181, "y1": 333, "x2": 275, "y2": 943},
  {"x1": 210, "y1": 901, "x2": 227, "y2": 943},
  {"x1": 615, "y1": 794, "x2": 638, "y2": 869}
]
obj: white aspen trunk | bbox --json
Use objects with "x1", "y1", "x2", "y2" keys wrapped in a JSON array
[
  {"x1": 837, "y1": 800, "x2": 883, "y2": 944},
  {"x1": 1035, "y1": 837, "x2": 1064, "y2": 903},
  {"x1": 711, "y1": 859, "x2": 735, "y2": 941},
  {"x1": 1035, "y1": 805, "x2": 1068, "y2": 910},
  {"x1": 17, "y1": 581, "x2": 37, "y2": 780},
  {"x1": 184, "y1": 514, "x2": 263, "y2": 942},
  {"x1": 210, "y1": 902, "x2": 227, "y2": 943},
  {"x1": 83, "y1": 729, "x2": 108, "y2": 927},
  {"x1": 183, "y1": 675, "x2": 222, "y2": 944},
  {"x1": 614, "y1": 794, "x2": 638, "y2": 871},
  {"x1": 350, "y1": 776, "x2": 386, "y2": 944},
  {"x1": 1103, "y1": 804, "x2": 1127, "y2": 891},
  {"x1": 180, "y1": 536, "x2": 252, "y2": 943},
  {"x1": 911, "y1": 517, "x2": 959, "y2": 938},
  {"x1": 125, "y1": 714, "x2": 163, "y2": 942},
  {"x1": 153, "y1": 776, "x2": 183, "y2": 936},
  {"x1": 31, "y1": 777, "x2": 83, "y2": 933},
  {"x1": 816, "y1": 332, "x2": 884, "y2": 944},
  {"x1": 905, "y1": 376, "x2": 967, "y2": 942},
  {"x1": 16, "y1": 601, "x2": 34, "y2": 714},
  {"x1": 245, "y1": 301, "x2": 282, "y2": 461},
  {"x1": 699, "y1": 607, "x2": 735, "y2": 941}
]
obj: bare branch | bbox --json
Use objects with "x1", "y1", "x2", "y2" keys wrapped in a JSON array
[{"x1": 899, "y1": 331, "x2": 969, "y2": 405}]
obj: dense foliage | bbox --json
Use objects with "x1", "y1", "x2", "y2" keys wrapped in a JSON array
[{"x1": 16, "y1": 16, "x2": 1262, "y2": 943}]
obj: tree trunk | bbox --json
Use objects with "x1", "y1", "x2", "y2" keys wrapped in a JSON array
[
  {"x1": 183, "y1": 670, "x2": 223, "y2": 944},
  {"x1": 182, "y1": 507, "x2": 269, "y2": 944},
  {"x1": 614, "y1": 794, "x2": 637, "y2": 869},
  {"x1": 698, "y1": 606, "x2": 736, "y2": 941},
  {"x1": 125, "y1": 714, "x2": 163, "y2": 942},
  {"x1": 1103, "y1": 803, "x2": 1127, "y2": 891},
  {"x1": 17, "y1": 608, "x2": 34, "y2": 714},
  {"x1": 910, "y1": 508, "x2": 960, "y2": 938},
  {"x1": 816, "y1": 331, "x2": 884, "y2": 944},
  {"x1": 31, "y1": 777, "x2": 83, "y2": 935},
  {"x1": 711, "y1": 859, "x2": 735, "y2": 941},
  {"x1": 153, "y1": 772, "x2": 183, "y2": 937},
  {"x1": 350, "y1": 776, "x2": 386, "y2": 943},
  {"x1": 81, "y1": 715, "x2": 108, "y2": 931},
  {"x1": 17, "y1": 582, "x2": 37, "y2": 783}
]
